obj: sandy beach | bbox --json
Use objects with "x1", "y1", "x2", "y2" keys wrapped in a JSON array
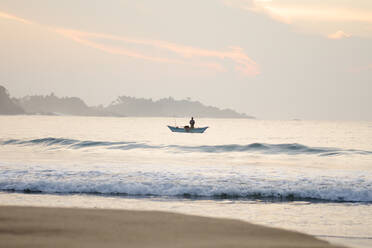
[{"x1": 0, "y1": 206, "x2": 345, "y2": 248}]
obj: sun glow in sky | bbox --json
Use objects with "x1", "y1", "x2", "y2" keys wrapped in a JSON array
[
  {"x1": 0, "y1": 0, "x2": 371, "y2": 120},
  {"x1": 231, "y1": 0, "x2": 372, "y2": 37}
]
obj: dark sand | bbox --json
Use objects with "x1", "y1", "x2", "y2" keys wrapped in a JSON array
[{"x1": 0, "y1": 206, "x2": 345, "y2": 248}]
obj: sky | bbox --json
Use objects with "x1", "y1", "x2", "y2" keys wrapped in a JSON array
[{"x1": 0, "y1": 0, "x2": 371, "y2": 120}]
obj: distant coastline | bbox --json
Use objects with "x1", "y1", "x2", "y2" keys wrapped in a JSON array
[{"x1": 0, "y1": 85, "x2": 254, "y2": 119}]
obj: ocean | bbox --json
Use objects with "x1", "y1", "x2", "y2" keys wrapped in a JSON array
[{"x1": 0, "y1": 116, "x2": 371, "y2": 247}]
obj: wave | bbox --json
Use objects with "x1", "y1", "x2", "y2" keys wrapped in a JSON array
[
  {"x1": 0, "y1": 166, "x2": 371, "y2": 202},
  {"x1": 1, "y1": 137, "x2": 371, "y2": 156}
]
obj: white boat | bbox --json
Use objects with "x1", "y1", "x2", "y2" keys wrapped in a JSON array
[{"x1": 167, "y1": 125, "x2": 208, "y2": 133}]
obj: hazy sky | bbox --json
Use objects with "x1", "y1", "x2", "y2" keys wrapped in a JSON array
[{"x1": 1, "y1": 0, "x2": 371, "y2": 120}]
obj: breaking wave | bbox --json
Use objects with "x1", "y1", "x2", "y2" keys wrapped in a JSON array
[
  {"x1": 1, "y1": 137, "x2": 371, "y2": 156},
  {"x1": 0, "y1": 166, "x2": 371, "y2": 202}
]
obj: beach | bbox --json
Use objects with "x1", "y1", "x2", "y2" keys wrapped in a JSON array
[{"x1": 0, "y1": 206, "x2": 345, "y2": 248}]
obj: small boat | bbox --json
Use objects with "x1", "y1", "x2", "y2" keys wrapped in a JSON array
[{"x1": 167, "y1": 125, "x2": 208, "y2": 133}]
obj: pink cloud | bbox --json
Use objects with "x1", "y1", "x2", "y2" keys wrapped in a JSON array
[
  {"x1": 327, "y1": 30, "x2": 351, "y2": 40},
  {"x1": 349, "y1": 64, "x2": 372, "y2": 73},
  {"x1": 0, "y1": 11, "x2": 33, "y2": 24},
  {"x1": 56, "y1": 28, "x2": 260, "y2": 76},
  {"x1": 0, "y1": 10, "x2": 260, "y2": 76},
  {"x1": 226, "y1": 1, "x2": 372, "y2": 37},
  {"x1": 244, "y1": 1, "x2": 372, "y2": 24}
]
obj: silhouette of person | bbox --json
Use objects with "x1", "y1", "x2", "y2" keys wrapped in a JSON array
[{"x1": 189, "y1": 117, "x2": 195, "y2": 129}]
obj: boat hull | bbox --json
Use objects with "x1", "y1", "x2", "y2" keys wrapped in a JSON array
[{"x1": 167, "y1": 126, "x2": 208, "y2": 133}]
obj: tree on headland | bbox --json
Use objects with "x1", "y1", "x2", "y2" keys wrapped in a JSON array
[
  {"x1": 17, "y1": 93, "x2": 113, "y2": 116},
  {"x1": 1, "y1": 85, "x2": 254, "y2": 118},
  {"x1": 106, "y1": 95, "x2": 254, "y2": 118},
  {"x1": 0, "y1": 85, "x2": 24, "y2": 115}
]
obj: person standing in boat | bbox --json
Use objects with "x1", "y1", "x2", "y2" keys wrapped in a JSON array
[{"x1": 189, "y1": 117, "x2": 195, "y2": 129}]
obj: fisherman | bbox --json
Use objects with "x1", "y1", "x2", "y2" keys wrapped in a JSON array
[{"x1": 189, "y1": 117, "x2": 195, "y2": 129}]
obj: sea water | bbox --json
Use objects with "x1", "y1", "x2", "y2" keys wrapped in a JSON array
[{"x1": 0, "y1": 116, "x2": 371, "y2": 247}]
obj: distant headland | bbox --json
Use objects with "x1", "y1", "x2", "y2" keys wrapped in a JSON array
[{"x1": 0, "y1": 85, "x2": 254, "y2": 119}]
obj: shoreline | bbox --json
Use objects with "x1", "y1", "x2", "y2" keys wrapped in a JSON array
[{"x1": 0, "y1": 206, "x2": 345, "y2": 248}]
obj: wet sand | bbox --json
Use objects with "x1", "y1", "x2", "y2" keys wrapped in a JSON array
[{"x1": 0, "y1": 206, "x2": 345, "y2": 248}]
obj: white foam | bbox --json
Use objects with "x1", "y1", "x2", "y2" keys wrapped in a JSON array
[{"x1": 1, "y1": 163, "x2": 371, "y2": 202}]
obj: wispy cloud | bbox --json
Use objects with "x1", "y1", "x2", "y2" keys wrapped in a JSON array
[
  {"x1": 0, "y1": 10, "x2": 260, "y2": 76},
  {"x1": 237, "y1": 0, "x2": 372, "y2": 24},
  {"x1": 327, "y1": 30, "x2": 351, "y2": 40},
  {"x1": 350, "y1": 64, "x2": 372, "y2": 73},
  {"x1": 255, "y1": 5, "x2": 372, "y2": 24},
  {"x1": 56, "y1": 28, "x2": 260, "y2": 75},
  {"x1": 0, "y1": 11, "x2": 33, "y2": 25},
  {"x1": 224, "y1": 0, "x2": 372, "y2": 37}
]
